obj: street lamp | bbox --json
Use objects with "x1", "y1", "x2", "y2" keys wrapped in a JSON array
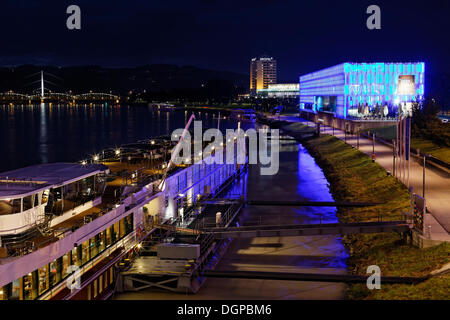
[
  {"x1": 423, "y1": 154, "x2": 429, "y2": 198},
  {"x1": 372, "y1": 132, "x2": 376, "y2": 162}
]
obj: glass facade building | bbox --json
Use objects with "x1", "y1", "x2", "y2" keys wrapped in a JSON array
[{"x1": 299, "y1": 62, "x2": 425, "y2": 118}]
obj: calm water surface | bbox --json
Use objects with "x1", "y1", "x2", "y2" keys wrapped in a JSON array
[{"x1": 0, "y1": 104, "x2": 244, "y2": 172}]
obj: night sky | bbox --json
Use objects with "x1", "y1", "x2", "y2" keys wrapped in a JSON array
[{"x1": 0, "y1": 0, "x2": 448, "y2": 81}]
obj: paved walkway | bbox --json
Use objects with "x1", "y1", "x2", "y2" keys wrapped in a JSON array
[{"x1": 270, "y1": 115, "x2": 450, "y2": 242}]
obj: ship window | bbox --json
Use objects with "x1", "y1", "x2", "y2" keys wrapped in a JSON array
[
  {"x1": 34, "y1": 193, "x2": 39, "y2": 207},
  {"x1": 98, "y1": 230, "x2": 106, "y2": 252},
  {"x1": 11, "y1": 198, "x2": 21, "y2": 214},
  {"x1": 62, "y1": 252, "x2": 71, "y2": 278},
  {"x1": 23, "y1": 195, "x2": 33, "y2": 211},
  {"x1": 71, "y1": 247, "x2": 80, "y2": 267},
  {"x1": 126, "y1": 214, "x2": 134, "y2": 234},
  {"x1": 81, "y1": 240, "x2": 90, "y2": 265},
  {"x1": 38, "y1": 265, "x2": 49, "y2": 295},
  {"x1": 0, "y1": 285, "x2": 6, "y2": 300},
  {"x1": 109, "y1": 268, "x2": 113, "y2": 285},
  {"x1": 23, "y1": 271, "x2": 38, "y2": 300},
  {"x1": 49, "y1": 259, "x2": 62, "y2": 287},
  {"x1": 112, "y1": 222, "x2": 119, "y2": 242},
  {"x1": 10, "y1": 279, "x2": 20, "y2": 300},
  {"x1": 0, "y1": 199, "x2": 13, "y2": 215},
  {"x1": 119, "y1": 218, "x2": 126, "y2": 238},
  {"x1": 90, "y1": 236, "x2": 99, "y2": 258},
  {"x1": 106, "y1": 227, "x2": 112, "y2": 247}
]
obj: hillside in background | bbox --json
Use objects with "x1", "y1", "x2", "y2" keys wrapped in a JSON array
[{"x1": 0, "y1": 64, "x2": 249, "y2": 97}]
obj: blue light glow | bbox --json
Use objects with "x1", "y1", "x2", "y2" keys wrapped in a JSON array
[{"x1": 299, "y1": 62, "x2": 425, "y2": 118}]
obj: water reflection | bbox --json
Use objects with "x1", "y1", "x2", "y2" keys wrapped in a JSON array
[{"x1": 0, "y1": 104, "x2": 241, "y2": 172}]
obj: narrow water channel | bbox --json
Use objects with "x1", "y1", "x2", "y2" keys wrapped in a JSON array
[{"x1": 116, "y1": 134, "x2": 348, "y2": 300}]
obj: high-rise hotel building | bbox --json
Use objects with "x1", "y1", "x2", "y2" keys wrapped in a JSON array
[{"x1": 250, "y1": 56, "x2": 277, "y2": 94}]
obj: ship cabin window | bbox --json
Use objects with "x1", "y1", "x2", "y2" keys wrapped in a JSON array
[
  {"x1": 71, "y1": 246, "x2": 80, "y2": 267},
  {"x1": 81, "y1": 240, "x2": 90, "y2": 265},
  {"x1": 23, "y1": 195, "x2": 33, "y2": 211},
  {"x1": 34, "y1": 193, "x2": 39, "y2": 207},
  {"x1": 49, "y1": 258, "x2": 62, "y2": 286},
  {"x1": 61, "y1": 252, "x2": 70, "y2": 278},
  {"x1": 0, "y1": 198, "x2": 22, "y2": 215},
  {"x1": 105, "y1": 227, "x2": 112, "y2": 247},
  {"x1": 0, "y1": 286, "x2": 5, "y2": 300},
  {"x1": 23, "y1": 271, "x2": 38, "y2": 300},
  {"x1": 38, "y1": 265, "x2": 49, "y2": 295}
]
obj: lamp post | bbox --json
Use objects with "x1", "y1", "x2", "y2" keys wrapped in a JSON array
[
  {"x1": 357, "y1": 125, "x2": 360, "y2": 149},
  {"x1": 392, "y1": 139, "x2": 396, "y2": 177},
  {"x1": 344, "y1": 121, "x2": 347, "y2": 143},
  {"x1": 372, "y1": 133, "x2": 375, "y2": 162},
  {"x1": 423, "y1": 154, "x2": 427, "y2": 198}
]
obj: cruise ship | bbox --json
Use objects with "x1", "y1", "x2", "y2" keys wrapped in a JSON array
[{"x1": 0, "y1": 135, "x2": 247, "y2": 300}]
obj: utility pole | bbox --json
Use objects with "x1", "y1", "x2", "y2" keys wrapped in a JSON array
[
  {"x1": 344, "y1": 122, "x2": 347, "y2": 143},
  {"x1": 423, "y1": 155, "x2": 426, "y2": 198},
  {"x1": 392, "y1": 139, "x2": 396, "y2": 177},
  {"x1": 372, "y1": 133, "x2": 375, "y2": 162},
  {"x1": 356, "y1": 129, "x2": 359, "y2": 149},
  {"x1": 357, "y1": 125, "x2": 360, "y2": 149}
]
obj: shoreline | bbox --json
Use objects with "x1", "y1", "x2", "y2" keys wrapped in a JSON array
[{"x1": 261, "y1": 117, "x2": 450, "y2": 299}]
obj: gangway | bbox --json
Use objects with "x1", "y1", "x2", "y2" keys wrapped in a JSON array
[
  {"x1": 201, "y1": 270, "x2": 429, "y2": 284},
  {"x1": 204, "y1": 220, "x2": 411, "y2": 239},
  {"x1": 153, "y1": 223, "x2": 204, "y2": 235},
  {"x1": 200, "y1": 199, "x2": 385, "y2": 207}
]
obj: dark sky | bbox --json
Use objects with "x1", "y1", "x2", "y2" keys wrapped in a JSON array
[{"x1": 0, "y1": 0, "x2": 449, "y2": 81}]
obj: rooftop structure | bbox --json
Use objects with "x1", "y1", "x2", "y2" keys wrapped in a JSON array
[{"x1": 0, "y1": 163, "x2": 108, "y2": 199}]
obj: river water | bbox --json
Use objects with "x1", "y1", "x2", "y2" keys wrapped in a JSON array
[
  {"x1": 1, "y1": 104, "x2": 348, "y2": 299},
  {"x1": 0, "y1": 104, "x2": 243, "y2": 172}
]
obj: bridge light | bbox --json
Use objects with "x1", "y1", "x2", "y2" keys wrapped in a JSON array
[
  {"x1": 115, "y1": 149, "x2": 121, "y2": 156},
  {"x1": 81, "y1": 160, "x2": 87, "y2": 165},
  {"x1": 93, "y1": 155, "x2": 99, "y2": 161},
  {"x1": 151, "y1": 140, "x2": 155, "y2": 145}
]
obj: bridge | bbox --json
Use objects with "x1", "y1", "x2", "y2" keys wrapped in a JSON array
[{"x1": 0, "y1": 70, "x2": 121, "y2": 104}]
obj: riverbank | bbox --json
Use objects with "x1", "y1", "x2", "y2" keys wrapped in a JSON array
[{"x1": 270, "y1": 120, "x2": 450, "y2": 300}]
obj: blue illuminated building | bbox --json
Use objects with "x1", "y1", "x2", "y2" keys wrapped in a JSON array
[{"x1": 299, "y1": 62, "x2": 425, "y2": 118}]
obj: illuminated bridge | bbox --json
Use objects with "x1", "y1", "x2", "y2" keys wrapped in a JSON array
[
  {"x1": 0, "y1": 92, "x2": 121, "y2": 104},
  {"x1": 0, "y1": 71, "x2": 121, "y2": 104}
]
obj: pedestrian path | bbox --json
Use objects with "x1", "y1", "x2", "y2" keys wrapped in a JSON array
[{"x1": 272, "y1": 115, "x2": 450, "y2": 242}]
